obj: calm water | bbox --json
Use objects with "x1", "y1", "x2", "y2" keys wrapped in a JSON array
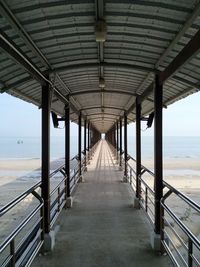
[
  {"x1": 0, "y1": 136, "x2": 200, "y2": 160},
  {"x1": 127, "y1": 136, "x2": 200, "y2": 159},
  {"x1": 0, "y1": 136, "x2": 81, "y2": 160}
]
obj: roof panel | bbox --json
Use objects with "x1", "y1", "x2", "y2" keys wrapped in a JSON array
[{"x1": 0, "y1": 0, "x2": 200, "y2": 132}]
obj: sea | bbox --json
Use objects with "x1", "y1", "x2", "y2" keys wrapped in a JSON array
[{"x1": 0, "y1": 136, "x2": 200, "y2": 160}]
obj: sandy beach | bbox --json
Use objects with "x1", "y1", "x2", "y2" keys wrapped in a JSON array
[
  {"x1": 0, "y1": 156, "x2": 199, "y2": 208},
  {"x1": 0, "y1": 157, "x2": 199, "y2": 263}
]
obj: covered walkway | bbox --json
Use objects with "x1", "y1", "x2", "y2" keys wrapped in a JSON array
[{"x1": 32, "y1": 140, "x2": 171, "y2": 267}]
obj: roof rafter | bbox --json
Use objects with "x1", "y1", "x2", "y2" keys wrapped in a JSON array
[
  {"x1": 80, "y1": 105, "x2": 125, "y2": 112},
  {"x1": 0, "y1": 0, "x2": 82, "y2": 116},
  {"x1": 71, "y1": 89, "x2": 136, "y2": 97},
  {"x1": 126, "y1": 2, "x2": 200, "y2": 117},
  {"x1": 53, "y1": 62, "x2": 155, "y2": 75}
]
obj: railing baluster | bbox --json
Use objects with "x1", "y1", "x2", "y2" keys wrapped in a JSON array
[
  {"x1": 188, "y1": 238, "x2": 193, "y2": 267},
  {"x1": 58, "y1": 187, "x2": 60, "y2": 212},
  {"x1": 130, "y1": 169, "x2": 132, "y2": 185},
  {"x1": 145, "y1": 188, "x2": 148, "y2": 212},
  {"x1": 114, "y1": 151, "x2": 200, "y2": 267},
  {"x1": 10, "y1": 239, "x2": 15, "y2": 267}
]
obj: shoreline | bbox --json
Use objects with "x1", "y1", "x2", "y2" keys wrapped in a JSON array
[
  {"x1": 0, "y1": 157, "x2": 199, "y2": 254},
  {"x1": 0, "y1": 157, "x2": 199, "y2": 193}
]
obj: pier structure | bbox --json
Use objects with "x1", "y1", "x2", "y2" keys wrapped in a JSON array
[{"x1": 0, "y1": 1, "x2": 200, "y2": 266}]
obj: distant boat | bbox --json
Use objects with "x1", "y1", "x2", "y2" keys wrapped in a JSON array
[{"x1": 17, "y1": 140, "x2": 23, "y2": 144}]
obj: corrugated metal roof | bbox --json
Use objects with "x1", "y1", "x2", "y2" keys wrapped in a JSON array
[{"x1": 0, "y1": 0, "x2": 200, "y2": 133}]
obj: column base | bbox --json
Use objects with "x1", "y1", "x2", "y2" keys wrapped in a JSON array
[
  {"x1": 133, "y1": 197, "x2": 140, "y2": 209},
  {"x1": 123, "y1": 175, "x2": 128, "y2": 182},
  {"x1": 119, "y1": 166, "x2": 123, "y2": 171},
  {"x1": 150, "y1": 233, "x2": 161, "y2": 251},
  {"x1": 66, "y1": 196, "x2": 73, "y2": 208},
  {"x1": 78, "y1": 175, "x2": 85, "y2": 183},
  {"x1": 44, "y1": 231, "x2": 56, "y2": 252}
]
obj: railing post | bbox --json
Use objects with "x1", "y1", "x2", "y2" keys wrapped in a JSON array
[
  {"x1": 65, "y1": 103, "x2": 72, "y2": 208},
  {"x1": 41, "y1": 82, "x2": 54, "y2": 251},
  {"x1": 123, "y1": 113, "x2": 128, "y2": 181},
  {"x1": 10, "y1": 240, "x2": 15, "y2": 267},
  {"x1": 84, "y1": 119, "x2": 87, "y2": 168},
  {"x1": 78, "y1": 112, "x2": 83, "y2": 181},
  {"x1": 119, "y1": 119, "x2": 122, "y2": 169},
  {"x1": 87, "y1": 122, "x2": 91, "y2": 161},
  {"x1": 134, "y1": 97, "x2": 141, "y2": 208},
  {"x1": 116, "y1": 121, "x2": 119, "y2": 162},
  {"x1": 88, "y1": 122, "x2": 90, "y2": 150},
  {"x1": 152, "y1": 73, "x2": 163, "y2": 251}
]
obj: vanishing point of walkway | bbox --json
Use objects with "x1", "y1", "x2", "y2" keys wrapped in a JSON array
[{"x1": 32, "y1": 141, "x2": 171, "y2": 267}]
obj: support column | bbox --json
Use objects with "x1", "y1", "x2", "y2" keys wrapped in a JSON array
[
  {"x1": 78, "y1": 112, "x2": 83, "y2": 181},
  {"x1": 116, "y1": 122, "x2": 119, "y2": 162},
  {"x1": 119, "y1": 119, "x2": 122, "y2": 169},
  {"x1": 84, "y1": 119, "x2": 87, "y2": 169},
  {"x1": 65, "y1": 103, "x2": 72, "y2": 208},
  {"x1": 87, "y1": 122, "x2": 90, "y2": 162},
  {"x1": 134, "y1": 97, "x2": 141, "y2": 208},
  {"x1": 151, "y1": 73, "x2": 163, "y2": 251},
  {"x1": 124, "y1": 114, "x2": 128, "y2": 181},
  {"x1": 88, "y1": 122, "x2": 90, "y2": 150},
  {"x1": 42, "y1": 83, "x2": 55, "y2": 251}
]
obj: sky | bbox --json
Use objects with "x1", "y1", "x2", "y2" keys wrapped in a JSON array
[{"x1": 0, "y1": 91, "x2": 200, "y2": 137}]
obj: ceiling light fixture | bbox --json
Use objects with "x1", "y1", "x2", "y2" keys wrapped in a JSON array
[
  {"x1": 99, "y1": 77, "x2": 105, "y2": 88},
  {"x1": 95, "y1": 20, "x2": 107, "y2": 42}
]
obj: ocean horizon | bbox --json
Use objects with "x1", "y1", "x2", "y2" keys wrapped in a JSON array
[{"x1": 0, "y1": 136, "x2": 200, "y2": 160}]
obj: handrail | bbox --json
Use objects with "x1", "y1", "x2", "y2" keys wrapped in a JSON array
[
  {"x1": 0, "y1": 184, "x2": 43, "y2": 267},
  {"x1": 0, "y1": 141, "x2": 100, "y2": 267},
  {"x1": 163, "y1": 181, "x2": 200, "y2": 213},
  {"x1": 0, "y1": 182, "x2": 41, "y2": 216},
  {"x1": 0, "y1": 203, "x2": 43, "y2": 253},
  {"x1": 123, "y1": 153, "x2": 200, "y2": 267},
  {"x1": 49, "y1": 163, "x2": 65, "y2": 179}
]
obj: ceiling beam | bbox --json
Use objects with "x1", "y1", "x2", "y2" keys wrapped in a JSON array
[
  {"x1": 159, "y1": 28, "x2": 200, "y2": 83},
  {"x1": 85, "y1": 112, "x2": 120, "y2": 117},
  {"x1": 71, "y1": 89, "x2": 136, "y2": 97},
  {"x1": 52, "y1": 62, "x2": 155, "y2": 75},
  {"x1": 127, "y1": 3, "x2": 200, "y2": 116},
  {"x1": 0, "y1": 0, "x2": 50, "y2": 69},
  {"x1": 0, "y1": 29, "x2": 46, "y2": 84},
  {"x1": 155, "y1": 2, "x2": 200, "y2": 69},
  {"x1": 88, "y1": 116, "x2": 118, "y2": 121},
  {"x1": 95, "y1": 0, "x2": 105, "y2": 79},
  {"x1": 0, "y1": 1, "x2": 82, "y2": 116},
  {"x1": 0, "y1": 29, "x2": 85, "y2": 115},
  {"x1": 80, "y1": 105, "x2": 125, "y2": 112}
]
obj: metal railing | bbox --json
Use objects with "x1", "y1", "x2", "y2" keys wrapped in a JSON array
[
  {"x1": 161, "y1": 182, "x2": 200, "y2": 267},
  {"x1": 126, "y1": 156, "x2": 155, "y2": 226},
  {"x1": 112, "y1": 145, "x2": 200, "y2": 267},
  {"x1": 0, "y1": 183, "x2": 43, "y2": 267},
  {"x1": 0, "y1": 142, "x2": 99, "y2": 267},
  {"x1": 49, "y1": 164, "x2": 66, "y2": 229}
]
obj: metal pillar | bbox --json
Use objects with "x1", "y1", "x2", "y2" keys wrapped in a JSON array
[
  {"x1": 116, "y1": 122, "x2": 119, "y2": 161},
  {"x1": 84, "y1": 119, "x2": 87, "y2": 166},
  {"x1": 136, "y1": 98, "x2": 141, "y2": 199},
  {"x1": 78, "y1": 112, "x2": 82, "y2": 177},
  {"x1": 41, "y1": 83, "x2": 51, "y2": 234},
  {"x1": 119, "y1": 119, "x2": 122, "y2": 167},
  {"x1": 116, "y1": 122, "x2": 119, "y2": 150},
  {"x1": 65, "y1": 104, "x2": 70, "y2": 198},
  {"x1": 113, "y1": 125, "x2": 116, "y2": 147},
  {"x1": 124, "y1": 114, "x2": 127, "y2": 178},
  {"x1": 88, "y1": 122, "x2": 90, "y2": 150},
  {"x1": 154, "y1": 74, "x2": 163, "y2": 235}
]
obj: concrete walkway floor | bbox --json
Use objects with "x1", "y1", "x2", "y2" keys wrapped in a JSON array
[{"x1": 32, "y1": 140, "x2": 172, "y2": 267}]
